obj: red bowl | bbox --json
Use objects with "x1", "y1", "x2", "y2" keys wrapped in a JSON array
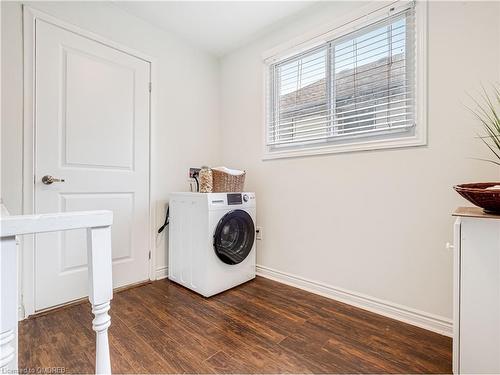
[{"x1": 454, "y1": 182, "x2": 500, "y2": 214}]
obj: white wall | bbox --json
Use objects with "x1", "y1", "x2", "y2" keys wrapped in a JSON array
[
  {"x1": 1, "y1": 2, "x2": 23, "y2": 215},
  {"x1": 2, "y1": 0, "x2": 499, "y2": 329},
  {"x1": 1, "y1": 1, "x2": 222, "y2": 281},
  {"x1": 220, "y1": 1, "x2": 500, "y2": 323}
]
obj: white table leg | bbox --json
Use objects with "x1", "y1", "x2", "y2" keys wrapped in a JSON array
[
  {"x1": 87, "y1": 226, "x2": 113, "y2": 374},
  {"x1": 92, "y1": 302, "x2": 111, "y2": 374},
  {"x1": 0, "y1": 236, "x2": 18, "y2": 371}
]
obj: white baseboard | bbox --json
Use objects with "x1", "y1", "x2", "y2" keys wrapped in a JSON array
[
  {"x1": 155, "y1": 266, "x2": 168, "y2": 280},
  {"x1": 256, "y1": 264, "x2": 452, "y2": 337},
  {"x1": 18, "y1": 304, "x2": 25, "y2": 321}
]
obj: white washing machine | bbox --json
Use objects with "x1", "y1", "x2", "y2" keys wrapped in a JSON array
[{"x1": 168, "y1": 192, "x2": 256, "y2": 297}]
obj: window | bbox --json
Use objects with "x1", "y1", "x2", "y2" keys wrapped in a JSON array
[{"x1": 264, "y1": 1, "x2": 426, "y2": 158}]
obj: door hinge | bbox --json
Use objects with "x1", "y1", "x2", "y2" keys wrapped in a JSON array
[
  {"x1": 148, "y1": 250, "x2": 151, "y2": 260},
  {"x1": 148, "y1": 82, "x2": 152, "y2": 92}
]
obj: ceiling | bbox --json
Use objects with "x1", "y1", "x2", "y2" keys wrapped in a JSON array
[{"x1": 114, "y1": 1, "x2": 319, "y2": 57}]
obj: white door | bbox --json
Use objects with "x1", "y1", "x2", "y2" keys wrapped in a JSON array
[{"x1": 34, "y1": 19, "x2": 151, "y2": 311}]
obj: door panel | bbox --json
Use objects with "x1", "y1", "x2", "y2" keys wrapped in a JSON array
[
  {"x1": 59, "y1": 193, "x2": 134, "y2": 269},
  {"x1": 63, "y1": 47, "x2": 135, "y2": 170},
  {"x1": 34, "y1": 20, "x2": 150, "y2": 310}
]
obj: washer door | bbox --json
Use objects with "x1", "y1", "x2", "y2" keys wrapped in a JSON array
[{"x1": 214, "y1": 209, "x2": 255, "y2": 265}]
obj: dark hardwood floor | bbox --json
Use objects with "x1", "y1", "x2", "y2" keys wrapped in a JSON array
[{"x1": 19, "y1": 277, "x2": 452, "y2": 374}]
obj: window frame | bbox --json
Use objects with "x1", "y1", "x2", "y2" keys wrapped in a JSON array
[
  {"x1": 270, "y1": 44, "x2": 330, "y2": 148},
  {"x1": 262, "y1": 0, "x2": 427, "y2": 160}
]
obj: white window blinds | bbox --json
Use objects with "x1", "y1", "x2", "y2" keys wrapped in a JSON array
[{"x1": 267, "y1": 4, "x2": 416, "y2": 149}]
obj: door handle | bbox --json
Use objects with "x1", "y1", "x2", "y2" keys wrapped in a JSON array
[{"x1": 42, "y1": 175, "x2": 65, "y2": 185}]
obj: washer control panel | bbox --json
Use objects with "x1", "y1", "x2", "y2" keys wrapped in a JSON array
[
  {"x1": 209, "y1": 192, "x2": 255, "y2": 208},
  {"x1": 227, "y1": 193, "x2": 242, "y2": 205}
]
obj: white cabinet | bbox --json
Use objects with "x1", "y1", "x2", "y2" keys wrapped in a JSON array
[{"x1": 453, "y1": 208, "x2": 500, "y2": 374}]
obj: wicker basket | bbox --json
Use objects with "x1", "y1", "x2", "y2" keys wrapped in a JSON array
[
  {"x1": 199, "y1": 167, "x2": 213, "y2": 193},
  {"x1": 212, "y1": 169, "x2": 246, "y2": 192},
  {"x1": 454, "y1": 182, "x2": 500, "y2": 214}
]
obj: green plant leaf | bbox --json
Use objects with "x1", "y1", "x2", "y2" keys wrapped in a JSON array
[{"x1": 469, "y1": 84, "x2": 500, "y2": 163}]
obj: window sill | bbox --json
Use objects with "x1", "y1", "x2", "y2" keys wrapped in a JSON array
[{"x1": 262, "y1": 134, "x2": 427, "y2": 160}]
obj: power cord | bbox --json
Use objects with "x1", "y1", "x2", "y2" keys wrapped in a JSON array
[
  {"x1": 158, "y1": 206, "x2": 169, "y2": 234},
  {"x1": 193, "y1": 175, "x2": 199, "y2": 192},
  {"x1": 158, "y1": 171, "x2": 199, "y2": 234}
]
